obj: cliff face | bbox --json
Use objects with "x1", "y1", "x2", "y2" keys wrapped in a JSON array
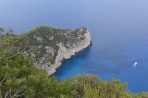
[{"x1": 23, "y1": 26, "x2": 91, "y2": 75}]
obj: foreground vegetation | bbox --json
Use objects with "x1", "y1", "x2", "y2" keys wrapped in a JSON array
[
  {"x1": 0, "y1": 27, "x2": 148, "y2": 98},
  {"x1": 0, "y1": 54, "x2": 148, "y2": 98}
]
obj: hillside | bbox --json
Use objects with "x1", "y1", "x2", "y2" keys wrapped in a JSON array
[{"x1": 21, "y1": 26, "x2": 91, "y2": 75}]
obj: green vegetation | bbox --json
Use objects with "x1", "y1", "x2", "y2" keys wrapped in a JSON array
[
  {"x1": 21, "y1": 26, "x2": 87, "y2": 66},
  {"x1": 0, "y1": 27, "x2": 148, "y2": 98},
  {"x1": 1, "y1": 26, "x2": 88, "y2": 68}
]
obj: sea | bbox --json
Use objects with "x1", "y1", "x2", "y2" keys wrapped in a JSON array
[{"x1": 1, "y1": 0, "x2": 148, "y2": 93}]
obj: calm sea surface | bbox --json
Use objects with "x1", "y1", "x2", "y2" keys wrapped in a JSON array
[{"x1": 1, "y1": 0, "x2": 148, "y2": 93}]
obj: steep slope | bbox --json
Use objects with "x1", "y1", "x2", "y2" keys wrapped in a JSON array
[{"x1": 23, "y1": 26, "x2": 91, "y2": 75}]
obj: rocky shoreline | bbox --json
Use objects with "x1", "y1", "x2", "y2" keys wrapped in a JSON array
[
  {"x1": 47, "y1": 29, "x2": 91, "y2": 76},
  {"x1": 23, "y1": 26, "x2": 91, "y2": 76},
  {"x1": 49, "y1": 42, "x2": 92, "y2": 77}
]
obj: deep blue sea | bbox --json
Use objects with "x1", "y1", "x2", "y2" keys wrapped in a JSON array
[{"x1": 1, "y1": 0, "x2": 148, "y2": 93}]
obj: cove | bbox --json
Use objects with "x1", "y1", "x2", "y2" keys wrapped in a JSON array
[{"x1": 1, "y1": 0, "x2": 148, "y2": 93}]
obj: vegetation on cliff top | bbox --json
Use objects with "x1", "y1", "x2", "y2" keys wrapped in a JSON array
[
  {"x1": 24, "y1": 26, "x2": 88, "y2": 67},
  {"x1": 0, "y1": 27, "x2": 148, "y2": 98}
]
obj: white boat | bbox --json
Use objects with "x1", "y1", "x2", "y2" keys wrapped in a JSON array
[{"x1": 133, "y1": 62, "x2": 138, "y2": 67}]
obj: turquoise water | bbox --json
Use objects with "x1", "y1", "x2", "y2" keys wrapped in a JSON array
[{"x1": 1, "y1": 0, "x2": 148, "y2": 93}]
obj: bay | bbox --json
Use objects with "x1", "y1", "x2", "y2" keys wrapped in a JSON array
[{"x1": 1, "y1": 0, "x2": 148, "y2": 93}]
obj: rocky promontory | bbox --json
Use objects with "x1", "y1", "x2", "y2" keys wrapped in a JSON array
[{"x1": 23, "y1": 26, "x2": 91, "y2": 75}]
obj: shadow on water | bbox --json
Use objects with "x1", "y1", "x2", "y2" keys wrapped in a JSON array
[{"x1": 54, "y1": 45, "x2": 93, "y2": 78}]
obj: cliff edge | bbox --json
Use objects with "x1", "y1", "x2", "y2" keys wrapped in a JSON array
[{"x1": 23, "y1": 26, "x2": 91, "y2": 75}]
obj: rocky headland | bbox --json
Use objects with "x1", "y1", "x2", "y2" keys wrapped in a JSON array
[{"x1": 22, "y1": 26, "x2": 91, "y2": 75}]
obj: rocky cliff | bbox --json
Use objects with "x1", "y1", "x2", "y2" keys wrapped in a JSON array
[{"x1": 23, "y1": 26, "x2": 91, "y2": 75}]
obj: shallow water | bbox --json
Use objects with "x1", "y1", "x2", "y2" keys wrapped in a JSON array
[{"x1": 1, "y1": 0, "x2": 148, "y2": 93}]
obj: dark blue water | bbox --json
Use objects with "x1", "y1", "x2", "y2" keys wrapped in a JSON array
[{"x1": 1, "y1": 0, "x2": 148, "y2": 93}]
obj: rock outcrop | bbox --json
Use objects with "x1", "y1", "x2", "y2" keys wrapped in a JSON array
[{"x1": 23, "y1": 26, "x2": 91, "y2": 75}]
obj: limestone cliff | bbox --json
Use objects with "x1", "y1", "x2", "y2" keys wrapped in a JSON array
[{"x1": 23, "y1": 26, "x2": 91, "y2": 75}]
